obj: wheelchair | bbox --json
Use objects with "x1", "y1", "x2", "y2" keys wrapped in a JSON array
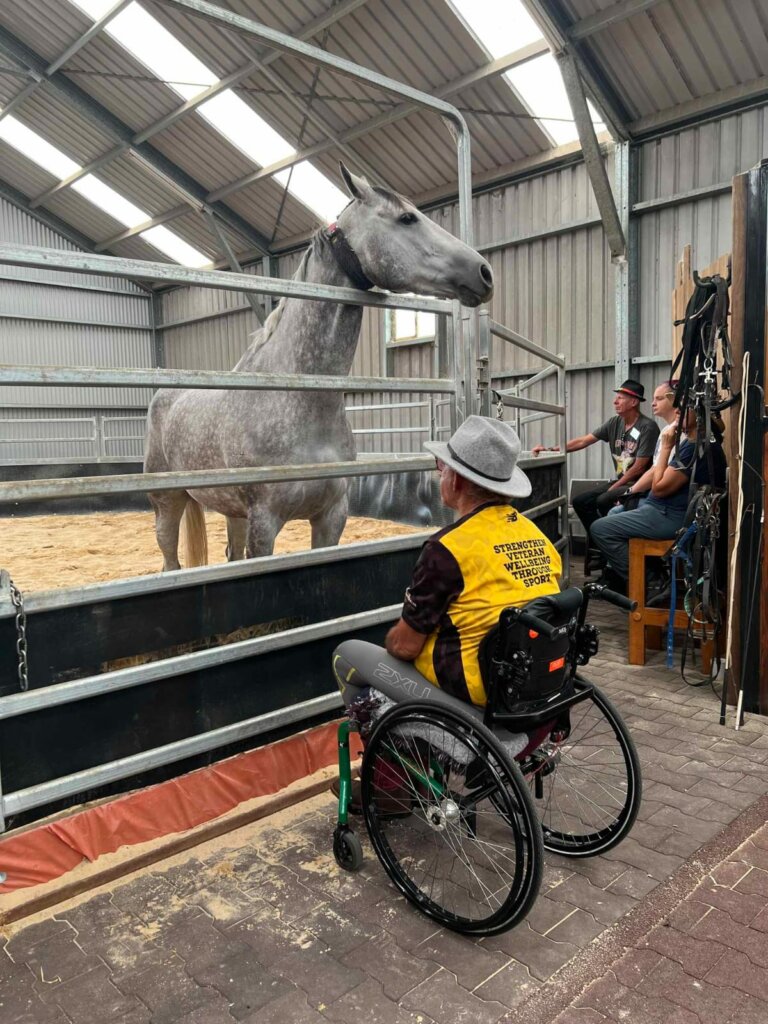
[{"x1": 331, "y1": 581, "x2": 642, "y2": 936}]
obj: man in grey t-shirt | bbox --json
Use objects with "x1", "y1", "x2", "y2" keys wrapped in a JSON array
[{"x1": 532, "y1": 378, "x2": 659, "y2": 537}]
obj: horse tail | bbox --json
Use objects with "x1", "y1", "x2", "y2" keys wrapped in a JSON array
[{"x1": 182, "y1": 499, "x2": 209, "y2": 567}]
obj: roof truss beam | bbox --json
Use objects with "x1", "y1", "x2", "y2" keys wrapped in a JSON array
[
  {"x1": 522, "y1": 0, "x2": 631, "y2": 141},
  {"x1": 201, "y1": 44, "x2": 549, "y2": 205},
  {"x1": 38, "y1": 41, "x2": 548, "y2": 254},
  {"x1": 0, "y1": 0, "x2": 131, "y2": 125},
  {"x1": 556, "y1": 51, "x2": 626, "y2": 258},
  {"x1": 0, "y1": 25, "x2": 272, "y2": 256},
  {"x1": 28, "y1": 0, "x2": 370, "y2": 208},
  {"x1": 203, "y1": 210, "x2": 264, "y2": 324},
  {"x1": 570, "y1": 0, "x2": 667, "y2": 40}
]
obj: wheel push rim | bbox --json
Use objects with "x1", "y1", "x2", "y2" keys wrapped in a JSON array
[
  {"x1": 523, "y1": 684, "x2": 641, "y2": 856},
  {"x1": 362, "y1": 702, "x2": 542, "y2": 935}
]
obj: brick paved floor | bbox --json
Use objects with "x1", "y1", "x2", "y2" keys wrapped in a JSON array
[{"x1": 2, "y1": 605, "x2": 767, "y2": 1024}]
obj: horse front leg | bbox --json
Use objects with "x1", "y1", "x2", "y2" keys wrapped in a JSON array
[
  {"x1": 149, "y1": 490, "x2": 188, "y2": 571},
  {"x1": 245, "y1": 507, "x2": 283, "y2": 558},
  {"x1": 225, "y1": 517, "x2": 247, "y2": 561},
  {"x1": 310, "y1": 492, "x2": 349, "y2": 549}
]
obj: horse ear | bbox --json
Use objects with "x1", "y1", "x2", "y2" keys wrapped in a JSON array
[{"x1": 339, "y1": 161, "x2": 373, "y2": 202}]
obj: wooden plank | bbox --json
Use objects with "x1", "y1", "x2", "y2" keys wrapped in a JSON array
[
  {"x1": 763, "y1": 333, "x2": 768, "y2": 714},
  {"x1": 0, "y1": 767, "x2": 349, "y2": 927},
  {"x1": 671, "y1": 245, "x2": 730, "y2": 368}
]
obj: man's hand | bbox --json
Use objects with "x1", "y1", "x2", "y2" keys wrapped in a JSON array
[
  {"x1": 531, "y1": 444, "x2": 559, "y2": 457},
  {"x1": 385, "y1": 618, "x2": 428, "y2": 661}
]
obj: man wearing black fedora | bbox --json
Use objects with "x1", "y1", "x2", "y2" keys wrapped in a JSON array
[{"x1": 532, "y1": 378, "x2": 659, "y2": 542}]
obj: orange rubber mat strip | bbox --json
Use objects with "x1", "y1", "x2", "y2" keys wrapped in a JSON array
[{"x1": 0, "y1": 719, "x2": 362, "y2": 892}]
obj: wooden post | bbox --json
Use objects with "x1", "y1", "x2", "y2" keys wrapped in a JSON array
[{"x1": 733, "y1": 162, "x2": 768, "y2": 715}]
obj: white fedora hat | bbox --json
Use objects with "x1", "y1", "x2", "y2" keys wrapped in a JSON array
[{"x1": 424, "y1": 415, "x2": 532, "y2": 499}]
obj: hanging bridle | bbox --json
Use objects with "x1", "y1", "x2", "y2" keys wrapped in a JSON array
[{"x1": 325, "y1": 222, "x2": 374, "y2": 291}]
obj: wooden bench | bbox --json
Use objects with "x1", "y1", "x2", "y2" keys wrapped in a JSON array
[{"x1": 627, "y1": 537, "x2": 716, "y2": 669}]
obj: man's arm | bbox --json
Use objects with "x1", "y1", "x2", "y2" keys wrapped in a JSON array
[
  {"x1": 532, "y1": 433, "x2": 598, "y2": 456},
  {"x1": 385, "y1": 619, "x2": 428, "y2": 661},
  {"x1": 387, "y1": 540, "x2": 462, "y2": 662},
  {"x1": 611, "y1": 455, "x2": 652, "y2": 490},
  {"x1": 625, "y1": 464, "x2": 654, "y2": 495}
]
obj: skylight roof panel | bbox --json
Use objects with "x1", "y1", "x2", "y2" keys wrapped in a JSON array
[
  {"x1": 0, "y1": 103, "x2": 209, "y2": 265},
  {"x1": 447, "y1": 0, "x2": 604, "y2": 148},
  {"x1": 68, "y1": 0, "x2": 348, "y2": 221},
  {"x1": 142, "y1": 225, "x2": 211, "y2": 266},
  {"x1": 0, "y1": 115, "x2": 79, "y2": 179},
  {"x1": 71, "y1": 174, "x2": 148, "y2": 226}
]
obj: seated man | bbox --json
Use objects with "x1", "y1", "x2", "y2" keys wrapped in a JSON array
[
  {"x1": 589, "y1": 408, "x2": 726, "y2": 591},
  {"x1": 332, "y1": 415, "x2": 562, "y2": 810},
  {"x1": 606, "y1": 379, "x2": 680, "y2": 517},
  {"x1": 532, "y1": 379, "x2": 659, "y2": 534}
]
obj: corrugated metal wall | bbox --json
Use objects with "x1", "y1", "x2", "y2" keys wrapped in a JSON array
[
  {"x1": 0, "y1": 196, "x2": 152, "y2": 461},
  {"x1": 6, "y1": 103, "x2": 768, "y2": 471},
  {"x1": 635, "y1": 107, "x2": 768, "y2": 355}
]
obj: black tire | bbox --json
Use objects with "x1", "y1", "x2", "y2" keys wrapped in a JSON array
[
  {"x1": 361, "y1": 701, "x2": 543, "y2": 936},
  {"x1": 523, "y1": 680, "x2": 642, "y2": 856},
  {"x1": 333, "y1": 824, "x2": 364, "y2": 872}
]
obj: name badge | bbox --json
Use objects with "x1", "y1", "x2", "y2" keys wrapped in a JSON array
[{"x1": 629, "y1": 427, "x2": 640, "y2": 440}]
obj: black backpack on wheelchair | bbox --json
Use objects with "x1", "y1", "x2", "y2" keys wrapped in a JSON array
[{"x1": 478, "y1": 587, "x2": 599, "y2": 731}]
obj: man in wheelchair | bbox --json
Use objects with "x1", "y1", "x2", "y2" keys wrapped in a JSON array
[
  {"x1": 330, "y1": 417, "x2": 641, "y2": 935},
  {"x1": 332, "y1": 415, "x2": 562, "y2": 810}
]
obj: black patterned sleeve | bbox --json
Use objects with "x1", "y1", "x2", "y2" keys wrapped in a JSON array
[{"x1": 401, "y1": 539, "x2": 464, "y2": 635}]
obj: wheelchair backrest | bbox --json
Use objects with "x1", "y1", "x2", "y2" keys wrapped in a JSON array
[{"x1": 479, "y1": 588, "x2": 583, "y2": 716}]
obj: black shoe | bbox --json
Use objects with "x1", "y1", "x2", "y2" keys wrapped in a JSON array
[
  {"x1": 645, "y1": 568, "x2": 670, "y2": 595},
  {"x1": 331, "y1": 777, "x2": 363, "y2": 814}
]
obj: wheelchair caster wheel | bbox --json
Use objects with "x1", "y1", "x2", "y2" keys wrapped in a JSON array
[{"x1": 333, "y1": 824, "x2": 363, "y2": 872}]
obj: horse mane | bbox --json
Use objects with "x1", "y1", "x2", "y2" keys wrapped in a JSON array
[{"x1": 248, "y1": 229, "x2": 331, "y2": 350}]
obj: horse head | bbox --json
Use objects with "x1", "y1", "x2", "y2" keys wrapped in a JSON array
[{"x1": 334, "y1": 162, "x2": 493, "y2": 307}]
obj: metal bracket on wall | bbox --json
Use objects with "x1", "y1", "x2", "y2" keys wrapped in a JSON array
[{"x1": 476, "y1": 355, "x2": 491, "y2": 417}]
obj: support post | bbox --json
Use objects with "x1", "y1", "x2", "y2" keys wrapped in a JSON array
[
  {"x1": 557, "y1": 52, "x2": 626, "y2": 261},
  {"x1": 737, "y1": 162, "x2": 768, "y2": 714},
  {"x1": 557, "y1": 357, "x2": 570, "y2": 581},
  {"x1": 613, "y1": 140, "x2": 636, "y2": 385},
  {"x1": 477, "y1": 309, "x2": 491, "y2": 417},
  {"x1": 204, "y1": 211, "x2": 264, "y2": 325}
]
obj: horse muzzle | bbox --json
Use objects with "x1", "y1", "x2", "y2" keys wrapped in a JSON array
[{"x1": 455, "y1": 259, "x2": 494, "y2": 307}]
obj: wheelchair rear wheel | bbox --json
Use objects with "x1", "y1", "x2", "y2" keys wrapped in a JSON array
[
  {"x1": 361, "y1": 701, "x2": 543, "y2": 936},
  {"x1": 522, "y1": 681, "x2": 641, "y2": 856}
]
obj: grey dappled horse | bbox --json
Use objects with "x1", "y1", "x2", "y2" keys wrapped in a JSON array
[{"x1": 144, "y1": 163, "x2": 494, "y2": 570}]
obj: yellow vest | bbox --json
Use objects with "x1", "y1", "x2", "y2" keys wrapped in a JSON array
[{"x1": 413, "y1": 504, "x2": 561, "y2": 705}]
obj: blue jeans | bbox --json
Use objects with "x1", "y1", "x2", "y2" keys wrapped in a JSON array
[{"x1": 590, "y1": 500, "x2": 686, "y2": 580}]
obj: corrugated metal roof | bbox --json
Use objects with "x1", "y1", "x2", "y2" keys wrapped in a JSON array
[
  {"x1": 2, "y1": 0, "x2": 768, "y2": 265},
  {"x1": 561, "y1": 0, "x2": 768, "y2": 128}
]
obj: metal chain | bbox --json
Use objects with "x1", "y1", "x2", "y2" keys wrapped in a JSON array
[{"x1": 9, "y1": 580, "x2": 29, "y2": 692}]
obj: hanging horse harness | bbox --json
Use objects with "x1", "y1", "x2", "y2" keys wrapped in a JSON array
[
  {"x1": 666, "y1": 267, "x2": 734, "y2": 683},
  {"x1": 666, "y1": 487, "x2": 723, "y2": 683}
]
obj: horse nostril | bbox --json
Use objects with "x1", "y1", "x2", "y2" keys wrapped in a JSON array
[{"x1": 479, "y1": 262, "x2": 493, "y2": 289}]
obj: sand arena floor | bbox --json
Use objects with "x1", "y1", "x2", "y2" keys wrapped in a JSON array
[{"x1": 0, "y1": 511, "x2": 424, "y2": 593}]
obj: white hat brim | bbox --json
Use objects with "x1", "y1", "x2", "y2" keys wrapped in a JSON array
[{"x1": 424, "y1": 440, "x2": 532, "y2": 499}]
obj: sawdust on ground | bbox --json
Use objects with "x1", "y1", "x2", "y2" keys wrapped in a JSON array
[{"x1": 1, "y1": 511, "x2": 425, "y2": 593}]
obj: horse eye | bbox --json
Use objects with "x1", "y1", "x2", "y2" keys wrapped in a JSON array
[{"x1": 398, "y1": 212, "x2": 417, "y2": 225}]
